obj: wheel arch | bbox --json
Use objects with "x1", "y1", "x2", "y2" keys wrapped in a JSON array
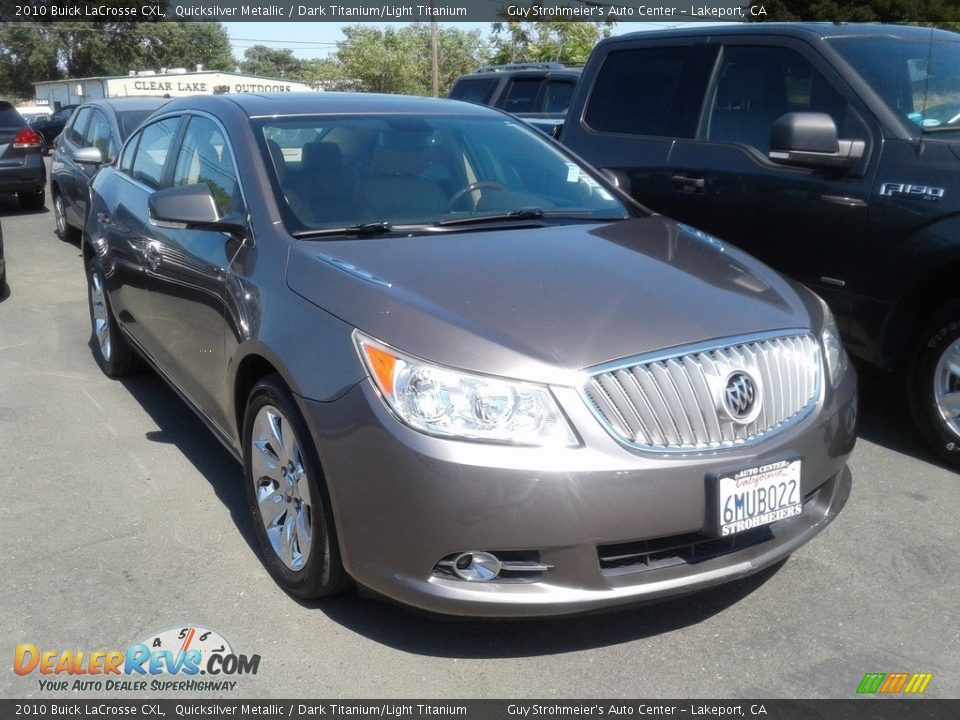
[{"x1": 880, "y1": 259, "x2": 960, "y2": 371}]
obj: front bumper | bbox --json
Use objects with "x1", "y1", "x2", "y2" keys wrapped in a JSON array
[{"x1": 300, "y1": 364, "x2": 856, "y2": 617}]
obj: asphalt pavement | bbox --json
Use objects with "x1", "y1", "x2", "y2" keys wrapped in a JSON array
[{"x1": 0, "y1": 176, "x2": 957, "y2": 700}]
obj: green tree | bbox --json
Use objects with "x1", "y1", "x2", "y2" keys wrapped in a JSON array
[
  {"x1": 0, "y1": 24, "x2": 60, "y2": 99},
  {"x1": 0, "y1": 20, "x2": 236, "y2": 101},
  {"x1": 140, "y1": 23, "x2": 235, "y2": 73},
  {"x1": 299, "y1": 57, "x2": 356, "y2": 92},
  {"x1": 239, "y1": 45, "x2": 303, "y2": 80},
  {"x1": 333, "y1": 24, "x2": 487, "y2": 96},
  {"x1": 489, "y1": 20, "x2": 612, "y2": 65}
]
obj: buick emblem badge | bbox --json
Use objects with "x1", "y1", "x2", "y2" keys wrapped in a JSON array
[{"x1": 722, "y1": 371, "x2": 762, "y2": 424}]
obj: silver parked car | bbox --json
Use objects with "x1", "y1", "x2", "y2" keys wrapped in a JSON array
[{"x1": 82, "y1": 93, "x2": 857, "y2": 617}]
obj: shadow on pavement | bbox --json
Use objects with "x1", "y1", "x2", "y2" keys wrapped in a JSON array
[{"x1": 852, "y1": 360, "x2": 949, "y2": 468}]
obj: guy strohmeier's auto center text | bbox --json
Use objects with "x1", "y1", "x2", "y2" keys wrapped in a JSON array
[{"x1": 11, "y1": 2, "x2": 769, "y2": 21}]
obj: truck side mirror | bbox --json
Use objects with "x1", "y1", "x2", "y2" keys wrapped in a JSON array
[{"x1": 768, "y1": 112, "x2": 865, "y2": 172}]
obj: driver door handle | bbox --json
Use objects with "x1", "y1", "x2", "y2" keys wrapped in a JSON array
[{"x1": 671, "y1": 173, "x2": 706, "y2": 193}]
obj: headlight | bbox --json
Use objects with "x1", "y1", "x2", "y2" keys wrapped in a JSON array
[
  {"x1": 817, "y1": 295, "x2": 848, "y2": 386},
  {"x1": 354, "y1": 332, "x2": 578, "y2": 447}
]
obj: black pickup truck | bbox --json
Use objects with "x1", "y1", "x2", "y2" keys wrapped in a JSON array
[{"x1": 559, "y1": 23, "x2": 960, "y2": 467}]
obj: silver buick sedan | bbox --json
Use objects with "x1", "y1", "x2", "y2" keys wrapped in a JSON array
[{"x1": 82, "y1": 93, "x2": 856, "y2": 616}]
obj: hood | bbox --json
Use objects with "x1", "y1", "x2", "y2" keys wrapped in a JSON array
[{"x1": 286, "y1": 217, "x2": 811, "y2": 384}]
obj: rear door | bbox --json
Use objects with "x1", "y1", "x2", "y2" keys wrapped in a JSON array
[
  {"x1": 664, "y1": 38, "x2": 880, "y2": 325},
  {"x1": 563, "y1": 40, "x2": 715, "y2": 212}
]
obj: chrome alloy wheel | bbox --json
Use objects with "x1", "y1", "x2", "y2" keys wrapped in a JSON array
[
  {"x1": 88, "y1": 269, "x2": 112, "y2": 361},
  {"x1": 934, "y1": 339, "x2": 960, "y2": 439},
  {"x1": 54, "y1": 193, "x2": 67, "y2": 237},
  {"x1": 250, "y1": 405, "x2": 313, "y2": 571}
]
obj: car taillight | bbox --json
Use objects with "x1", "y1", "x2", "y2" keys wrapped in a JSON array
[{"x1": 12, "y1": 127, "x2": 42, "y2": 149}]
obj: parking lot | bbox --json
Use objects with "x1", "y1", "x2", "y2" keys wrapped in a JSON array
[{"x1": 1, "y1": 169, "x2": 957, "y2": 699}]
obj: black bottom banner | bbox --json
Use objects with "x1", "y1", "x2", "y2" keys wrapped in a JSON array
[{"x1": 1, "y1": 699, "x2": 957, "y2": 720}]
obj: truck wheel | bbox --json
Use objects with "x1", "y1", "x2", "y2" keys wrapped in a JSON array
[{"x1": 908, "y1": 301, "x2": 960, "y2": 468}]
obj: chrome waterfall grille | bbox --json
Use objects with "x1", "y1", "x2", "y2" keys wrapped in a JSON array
[{"x1": 582, "y1": 333, "x2": 821, "y2": 451}]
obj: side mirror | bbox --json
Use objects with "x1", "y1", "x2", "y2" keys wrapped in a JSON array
[
  {"x1": 768, "y1": 112, "x2": 865, "y2": 172},
  {"x1": 73, "y1": 146, "x2": 104, "y2": 165},
  {"x1": 551, "y1": 123, "x2": 563, "y2": 140},
  {"x1": 149, "y1": 183, "x2": 247, "y2": 237}
]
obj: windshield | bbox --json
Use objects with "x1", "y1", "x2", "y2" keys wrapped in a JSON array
[
  {"x1": 829, "y1": 32, "x2": 960, "y2": 132},
  {"x1": 255, "y1": 114, "x2": 629, "y2": 232}
]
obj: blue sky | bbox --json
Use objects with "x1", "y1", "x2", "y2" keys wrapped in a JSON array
[{"x1": 222, "y1": 22, "x2": 697, "y2": 61}]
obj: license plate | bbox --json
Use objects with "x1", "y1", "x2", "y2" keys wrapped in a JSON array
[{"x1": 717, "y1": 459, "x2": 802, "y2": 537}]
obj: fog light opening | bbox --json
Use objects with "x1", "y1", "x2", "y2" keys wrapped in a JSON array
[{"x1": 452, "y1": 551, "x2": 501, "y2": 582}]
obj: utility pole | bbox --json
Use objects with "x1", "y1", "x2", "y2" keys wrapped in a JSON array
[{"x1": 430, "y1": 1, "x2": 439, "y2": 97}]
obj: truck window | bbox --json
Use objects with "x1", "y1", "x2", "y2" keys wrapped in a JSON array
[
  {"x1": 584, "y1": 46, "x2": 699, "y2": 137},
  {"x1": 501, "y1": 78, "x2": 542, "y2": 113},
  {"x1": 829, "y1": 35, "x2": 960, "y2": 130},
  {"x1": 543, "y1": 80, "x2": 576, "y2": 114},
  {"x1": 705, "y1": 46, "x2": 853, "y2": 154},
  {"x1": 449, "y1": 78, "x2": 499, "y2": 105}
]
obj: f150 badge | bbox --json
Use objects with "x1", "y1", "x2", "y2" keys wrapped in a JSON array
[{"x1": 879, "y1": 182, "x2": 944, "y2": 201}]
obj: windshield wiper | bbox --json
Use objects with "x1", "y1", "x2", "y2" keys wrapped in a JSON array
[
  {"x1": 435, "y1": 209, "x2": 628, "y2": 228},
  {"x1": 436, "y1": 209, "x2": 545, "y2": 227},
  {"x1": 293, "y1": 221, "x2": 394, "y2": 239}
]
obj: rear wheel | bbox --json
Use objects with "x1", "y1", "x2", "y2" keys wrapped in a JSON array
[
  {"x1": 908, "y1": 301, "x2": 960, "y2": 468},
  {"x1": 86, "y1": 257, "x2": 141, "y2": 377},
  {"x1": 243, "y1": 375, "x2": 349, "y2": 599}
]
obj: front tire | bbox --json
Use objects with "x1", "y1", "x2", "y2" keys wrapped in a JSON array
[
  {"x1": 908, "y1": 301, "x2": 960, "y2": 468},
  {"x1": 53, "y1": 191, "x2": 79, "y2": 242},
  {"x1": 86, "y1": 257, "x2": 141, "y2": 377},
  {"x1": 243, "y1": 375, "x2": 349, "y2": 598}
]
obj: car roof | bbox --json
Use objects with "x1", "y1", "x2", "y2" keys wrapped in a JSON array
[
  {"x1": 80, "y1": 97, "x2": 172, "y2": 113},
  {"x1": 611, "y1": 22, "x2": 954, "y2": 43},
  {"x1": 158, "y1": 92, "x2": 507, "y2": 119}
]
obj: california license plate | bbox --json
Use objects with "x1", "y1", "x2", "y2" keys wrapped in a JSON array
[{"x1": 717, "y1": 459, "x2": 802, "y2": 537}]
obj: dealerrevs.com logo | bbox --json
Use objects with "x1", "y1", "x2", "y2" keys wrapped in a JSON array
[
  {"x1": 856, "y1": 672, "x2": 933, "y2": 695},
  {"x1": 14, "y1": 626, "x2": 260, "y2": 692}
]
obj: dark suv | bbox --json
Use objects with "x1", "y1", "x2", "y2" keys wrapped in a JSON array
[
  {"x1": 560, "y1": 23, "x2": 960, "y2": 467},
  {"x1": 449, "y1": 63, "x2": 580, "y2": 134},
  {"x1": 0, "y1": 100, "x2": 46, "y2": 211}
]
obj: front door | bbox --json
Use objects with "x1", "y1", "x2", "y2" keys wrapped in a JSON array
[
  {"x1": 145, "y1": 114, "x2": 244, "y2": 434},
  {"x1": 662, "y1": 40, "x2": 881, "y2": 329}
]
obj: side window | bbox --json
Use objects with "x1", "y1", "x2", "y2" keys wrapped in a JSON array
[
  {"x1": 543, "y1": 80, "x2": 576, "y2": 114},
  {"x1": 172, "y1": 116, "x2": 241, "y2": 217},
  {"x1": 66, "y1": 107, "x2": 92, "y2": 146},
  {"x1": 83, "y1": 110, "x2": 117, "y2": 163},
  {"x1": 118, "y1": 132, "x2": 137, "y2": 173},
  {"x1": 131, "y1": 117, "x2": 180, "y2": 190},
  {"x1": 584, "y1": 46, "x2": 700, "y2": 137},
  {"x1": 706, "y1": 45, "x2": 855, "y2": 154},
  {"x1": 501, "y1": 78, "x2": 542, "y2": 113}
]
